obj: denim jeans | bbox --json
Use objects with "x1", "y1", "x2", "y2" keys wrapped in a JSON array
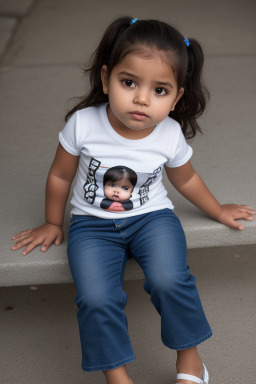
[{"x1": 67, "y1": 209, "x2": 212, "y2": 372}]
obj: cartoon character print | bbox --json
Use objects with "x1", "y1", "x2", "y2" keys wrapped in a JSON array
[
  {"x1": 100, "y1": 166, "x2": 137, "y2": 211},
  {"x1": 138, "y1": 167, "x2": 161, "y2": 205},
  {"x1": 83, "y1": 158, "x2": 101, "y2": 204},
  {"x1": 83, "y1": 157, "x2": 162, "y2": 212}
]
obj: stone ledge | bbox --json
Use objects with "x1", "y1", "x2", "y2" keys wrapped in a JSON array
[
  {"x1": 0, "y1": 0, "x2": 35, "y2": 18},
  {"x1": 1, "y1": 218, "x2": 255, "y2": 287},
  {"x1": 0, "y1": 17, "x2": 17, "y2": 61}
]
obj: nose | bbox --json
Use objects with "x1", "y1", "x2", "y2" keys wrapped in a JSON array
[{"x1": 133, "y1": 88, "x2": 150, "y2": 106}]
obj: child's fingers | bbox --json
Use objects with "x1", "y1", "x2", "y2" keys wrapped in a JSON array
[
  {"x1": 41, "y1": 242, "x2": 50, "y2": 252},
  {"x1": 40, "y1": 236, "x2": 55, "y2": 252},
  {"x1": 12, "y1": 229, "x2": 33, "y2": 241},
  {"x1": 235, "y1": 210, "x2": 254, "y2": 221},
  {"x1": 22, "y1": 238, "x2": 45, "y2": 255},
  {"x1": 236, "y1": 205, "x2": 253, "y2": 209},
  {"x1": 11, "y1": 235, "x2": 35, "y2": 251},
  {"x1": 54, "y1": 232, "x2": 64, "y2": 246},
  {"x1": 227, "y1": 219, "x2": 244, "y2": 231},
  {"x1": 235, "y1": 222, "x2": 244, "y2": 231},
  {"x1": 226, "y1": 212, "x2": 253, "y2": 230},
  {"x1": 237, "y1": 205, "x2": 256, "y2": 214},
  {"x1": 41, "y1": 231, "x2": 64, "y2": 251},
  {"x1": 11, "y1": 225, "x2": 64, "y2": 254}
]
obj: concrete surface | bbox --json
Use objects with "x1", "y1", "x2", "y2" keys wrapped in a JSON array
[
  {"x1": 0, "y1": 0, "x2": 256, "y2": 286},
  {"x1": 0, "y1": 0, "x2": 35, "y2": 17},
  {"x1": 1, "y1": 0, "x2": 256, "y2": 66},
  {"x1": 0, "y1": 0, "x2": 35, "y2": 61},
  {"x1": 1, "y1": 245, "x2": 256, "y2": 384},
  {"x1": 0, "y1": 16, "x2": 17, "y2": 59},
  {"x1": 0, "y1": 1, "x2": 256, "y2": 381}
]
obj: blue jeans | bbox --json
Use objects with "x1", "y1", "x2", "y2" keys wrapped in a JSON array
[{"x1": 67, "y1": 209, "x2": 212, "y2": 372}]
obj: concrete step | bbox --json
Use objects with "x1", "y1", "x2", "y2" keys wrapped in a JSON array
[{"x1": 0, "y1": 0, "x2": 255, "y2": 287}]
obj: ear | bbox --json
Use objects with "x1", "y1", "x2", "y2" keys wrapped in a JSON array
[
  {"x1": 101, "y1": 65, "x2": 109, "y2": 95},
  {"x1": 170, "y1": 87, "x2": 184, "y2": 111}
]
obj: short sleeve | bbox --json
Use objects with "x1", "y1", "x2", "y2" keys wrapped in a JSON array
[
  {"x1": 59, "y1": 112, "x2": 81, "y2": 156},
  {"x1": 165, "y1": 128, "x2": 193, "y2": 168}
]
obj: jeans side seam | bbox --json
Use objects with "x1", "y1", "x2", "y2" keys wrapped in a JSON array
[{"x1": 187, "y1": 277, "x2": 210, "y2": 334}]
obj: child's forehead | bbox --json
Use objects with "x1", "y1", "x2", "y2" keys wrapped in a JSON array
[
  {"x1": 117, "y1": 177, "x2": 133, "y2": 183},
  {"x1": 122, "y1": 45, "x2": 170, "y2": 64},
  {"x1": 112, "y1": 177, "x2": 133, "y2": 186},
  {"x1": 117, "y1": 46, "x2": 177, "y2": 78}
]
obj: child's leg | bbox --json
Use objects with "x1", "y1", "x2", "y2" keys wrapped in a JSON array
[
  {"x1": 103, "y1": 365, "x2": 133, "y2": 384},
  {"x1": 176, "y1": 347, "x2": 203, "y2": 383},
  {"x1": 67, "y1": 216, "x2": 136, "y2": 373},
  {"x1": 129, "y1": 209, "x2": 212, "y2": 376}
]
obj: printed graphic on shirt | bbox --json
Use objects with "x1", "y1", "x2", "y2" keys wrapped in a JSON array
[
  {"x1": 100, "y1": 166, "x2": 137, "y2": 211},
  {"x1": 83, "y1": 158, "x2": 101, "y2": 204},
  {"x1": 138, "y1": 167, "x2": 161, "y2": 205},
  {"x1": 83, "y1": 157, "x2": 162, "y2": 212}
]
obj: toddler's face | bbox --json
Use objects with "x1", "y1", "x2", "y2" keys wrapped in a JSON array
[
  {"x1": 104, "y1": 179, "x2": 133, "y2": 201},
  {"x1": 101, "y1": 48, "x2": 184, "y2": 140}
]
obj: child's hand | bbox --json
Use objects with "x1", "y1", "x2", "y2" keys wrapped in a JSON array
[
  {"x1": 217, "y1": 204, "x2": 256, "y2": 230},
  {"x1": 11, "y1": 223, "x2": 64, "y2": 255}
]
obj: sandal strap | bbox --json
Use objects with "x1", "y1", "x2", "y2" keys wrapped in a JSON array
[
  {"x1": 176, "y1": 373, "x2": 204, "y2": 383},
  {"x1": 176, "y1": 364, "x2": 209, "y2": 384}
]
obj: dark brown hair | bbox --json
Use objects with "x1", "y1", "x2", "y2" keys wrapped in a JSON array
[
  {"x1": 103, "y1": 166, "x2": 137, "y2": 188},
  {"x1": 65, "y1": 17, "x2": 209, "y2": 138}
]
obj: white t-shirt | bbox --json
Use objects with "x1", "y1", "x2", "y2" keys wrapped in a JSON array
[{"x1": 59, "y1": 103, "x2": 192, "y2": 219}]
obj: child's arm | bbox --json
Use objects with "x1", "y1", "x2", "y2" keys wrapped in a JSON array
[
  {"x1": 165, "y1": 161, "x2": 256, "y2": 230},
  {"x1": 12, "y1": 144, "x2": 79, "y2": 254}
]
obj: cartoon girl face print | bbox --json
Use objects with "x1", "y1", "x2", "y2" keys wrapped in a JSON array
[
  {"x1": 100, "y1": 166, "x2": 137, "y2": 211},
  {"x1": 83, "y1": 158, "x2": 162, "y2": 212},
  {"x1": 104, "y1": 179, "x2": 134, "y2": 201}
]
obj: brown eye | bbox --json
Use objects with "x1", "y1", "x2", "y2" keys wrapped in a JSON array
[
  {"x1": 123, "y1": 80, "x2": 135, "y2": 88},
  {"x1": 154, "y1": 87, "x2": 167, "y2": 95}
]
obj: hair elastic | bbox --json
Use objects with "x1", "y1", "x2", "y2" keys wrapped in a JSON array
[
  {"x1": 184, "y1": 38, "x2": 190, "y2": 47},
  {"x1": 130, "y1": 18, "x2": 138, "y2": 25}
]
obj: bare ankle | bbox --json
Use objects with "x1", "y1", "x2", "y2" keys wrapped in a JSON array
[
  {"x1": 176, "y1": 347, "x2": 203, "y2": 376},
  {"x1": 105, "y1": 377, "x2": 132, "y2": 384},
  {"x1": 103, "y1": 365, "x2": 133, "y2": 384},
  {"x1": 105, "y1": 379, "x2": 132, "y2": 384}
]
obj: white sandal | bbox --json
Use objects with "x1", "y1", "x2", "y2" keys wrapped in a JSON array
[{"x1": 176, "y1": 363, "x2": 209, "y2": 384}]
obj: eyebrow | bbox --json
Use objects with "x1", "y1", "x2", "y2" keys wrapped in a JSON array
[
  {"x1": 156, "y1": 81, "x2": 173, "y2": 88},
  {"x1": 117, "y1": 71, "x2": 173, "y2": 88}
]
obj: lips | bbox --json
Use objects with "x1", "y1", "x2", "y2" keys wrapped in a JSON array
[{"x1": 130, "y1": 111, "x2": 149, "y2": 120}]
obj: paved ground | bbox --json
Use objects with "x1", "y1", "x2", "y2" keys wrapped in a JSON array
[{"x1": 1, "y1": 245, "x2": 256, "y2": 384}]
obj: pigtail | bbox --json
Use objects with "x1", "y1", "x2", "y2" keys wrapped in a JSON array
[
  {"x1": 65, "y1": 17, "x2": 132, "y2": 122},
  {"x1": 65, "y1": 17, "x2": 209, "y2": 135},
  {"x1": 171, "y1": 38, "x2": 209, "y2": 139}
]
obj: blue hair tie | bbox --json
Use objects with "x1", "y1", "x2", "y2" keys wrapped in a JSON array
[
  {"x1": 130, "y1": 18, "x2": 138, "y2": 25},
  {"x1": 184, "y1": 38, "x2": 190, "y2": 47}
]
